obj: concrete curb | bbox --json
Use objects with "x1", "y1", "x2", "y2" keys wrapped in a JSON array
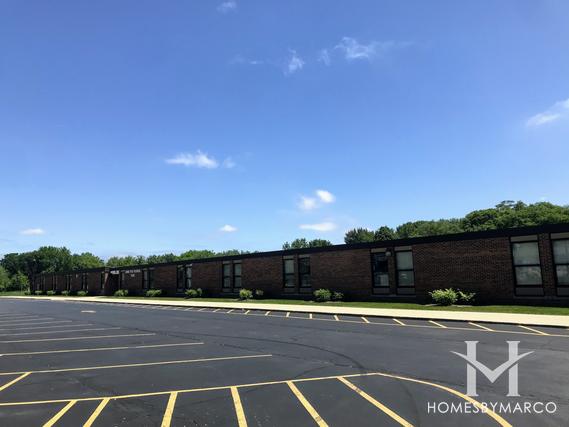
[{"x1": 6, "y1": 296, "x2": 569, "y2": 328}]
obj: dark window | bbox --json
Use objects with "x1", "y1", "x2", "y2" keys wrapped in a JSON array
[
  {"x1": 100, "y1": 272, "x2": 105, "y2": 290},
  {"x1": 298, "y1": 257, "x2": 311, "y2": 288},
  {"x1": 283, "y1": 259, "x2": 295, "y2": 288},
  {"x1": 233, "y1": 262, "x2": 242, "y2": 289},
  {"x1": 119, "y1": 272, "x2": 125, "y2": 290},
  {"x1": 222, "y1": 264, "x2": 232, "y2": 289},
  {"x1": 176, "y1": 266, "x2": 185, "y2": 292},
  {"x1": 553, "y1": 239, "x2": 569, "y2": 286},
  {"x1": 52, "y1": 275, "x2": 57, "y2": 290},
  {"x1": 142, "y1": 269, "x2": 149, "y2": 290},
  {"x1": 372, "y1": 253, "x2": 390, "y2": 287},
  {"x1": 66, "y1": 275, "x2": 71, "y2": 291},
  {"x1": 396, "y1": 251, "x2": 414, "y2": 287},
  {"x1": 41, "y1": 276, "x2": 45, "y2": 291},
  {"x1": 185, "y1": 266, "x2": 192, "y2": 290},
  {"x1": 81, "y1": 274, "x2": 88, "y2": 291},
  {"x1": 512, "y1": 241, "x2": 542, "y2": 285}
]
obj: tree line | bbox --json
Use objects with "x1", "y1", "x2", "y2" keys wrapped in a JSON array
[{"x1": 2, "y1": 200, "x2": 568, "y2": 292}]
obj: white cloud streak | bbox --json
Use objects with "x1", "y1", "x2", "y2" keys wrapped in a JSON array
[
  {"x1": 299, "y1": 222, "x2": 337, "y2": 232},
  {"x1": 298, "y1": 190, "x2": 336, "y2": 211},
  {"x1": 316, "y1": 189, "x2": 335, "y2": 204},
  {"x1": 285, "y1": 50, "x2": 305, "y2": 75},
  {"x1": 217, "y1": 1, "x2": 237, "y2": 14},
  {"x1": 219, "y1": 224, "x2": 238, "y2": 232},
  {"x1": 20, "y1": 228, "x2": 45, "y2": 236},
  {"x1": 526, "y1": 98, "x2": 569, "y2": 128},
  {"x1": 318, "y1": 49, "x2": 331, "y2": 66},
  {"x1": 333, "y1": 37, "x2": 412, "y2": 62},
  {"x1": 166, "y1": 151, "x2": 236, "y2": 169}
]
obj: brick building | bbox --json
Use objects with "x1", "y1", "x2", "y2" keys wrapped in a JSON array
[{"x1": 32, "y1": 224, "x2": 569, "y2": 304}]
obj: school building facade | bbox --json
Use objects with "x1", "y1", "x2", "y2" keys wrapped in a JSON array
[{"x1": 32, "y1": 224, "x2": 569, "y2": 304}]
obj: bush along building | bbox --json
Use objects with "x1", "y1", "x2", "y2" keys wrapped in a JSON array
[{"x1": 32, "y1": 224, "x2": 569, "y2": 304}]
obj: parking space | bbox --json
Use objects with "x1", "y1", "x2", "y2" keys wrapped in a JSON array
[{"x1": 0, "y1": 298, "x2": 568, "y2": 426}]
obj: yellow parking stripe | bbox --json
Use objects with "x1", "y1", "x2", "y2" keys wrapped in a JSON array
[
  {"x1": 0, "y1": 342, "x2": 203, "y2": 357},
  {"x1": 244, "y1": 310, "x2": 251, "y2": 315},
  {"x1": 468, "y1": 322, "x2": 494, "y2": 331},
  {"x1": 43, "y1": 400, "x2": 77, "y2": 427},
  {"x1": 84, "y1": 398, "x2": 110, "y2": 427},
  {"x1": 0, "y1": 354, "x2": 272, "y2": 376},
  {"x1": 393, "y1": 318, "x2": 405, "y2": 326},
  {"x1": 338, "y1": 377, "x2": 413, "y2": 426},
  {"x1": 287, "y1": 381, "x2": 329, "y2": 427},
  {"x1": 0, "y1": 333, "x2": 155, "y2": 344},
  {"x1": 161, "y1": 392, "x2": 178, "y2": 427},
  {"x1": 0, "y1": 372, "x2": 30, "y2": 392},
  {"x1": 309, "y1": 313, "x2": 313, "y2": 319},
  {"x1": 428, "y1": 320, "x2": 447, "y2": 328},
  {"x1": 334, "y1": 315, "x2": 340, "y2": 321},
  {"x1": 286, "y1": 312, "x2": 290, "y2": 318},
  {"x1": 361, "y1": 316, "x2": 370, "y2": 323},
  {"x1": 265, "y1": 311, "x2": 271, "y2": 316},
  {"x1": 0, "y1": 327, "x2": 121, "y2": 337},
  {"x1": 518, "y1": 325, "x2": 549, "y2": 335},
  {"x1": 231, "y1": 387, "x2": 248, "y2": 427}
]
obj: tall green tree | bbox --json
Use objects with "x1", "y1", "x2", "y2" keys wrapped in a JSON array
[
  {"x1": 374, "y1": 226, "x2": 397, "y2": 241},
  {"x1": 106, "y1": 256, "x2": 143, "y2": 267},
  {"x1": 178, "y1": 250, "x2": 216, "y2": 261},
  {"x1": 72, "y1": 252, "x2": 104, "y2": 270},
  {"x1": 0, "y1": 267, "x2": 10, "y2": 291},
  {"x1": 344, "y1": 228, "x2": 375, "y2": 244}
]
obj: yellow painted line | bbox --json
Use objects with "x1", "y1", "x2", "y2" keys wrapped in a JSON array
[
  {"x1": 0, "y1": 320, "x2": 73, "y2": 329},
  {"x1": 0, "y1": 323, "x2": 93, "y2": 331},
  {"x1": 231, "y1": 387, "x2": 248, "y2": 427},
  {"x1": 0, "y1": 332, "x2": 155, "y2": 344},
  {"x1": 334, "y1": 315, "x2": 340, "y2": 321},
  {"x1": 286, "y1": 312, "x2": 290, "y2": 318},
  {"x1": 338, "y1": 377, "x2": 413, "y2": 426},
  {"x1": 160, "y1": 392, "x2": 178, "y2": 427},
  {"x1": 265, "y1": 311, "x2": 270, "y2": 316},
  {"x1": 0, "y1": 369, "x2": 516, "y2": 427},
  {"x1": 428, "y1": 320, "x2": 447, "y2": 329},
  {"x1": 0, "y1": 354, "x2": 272, "y2": 376},
  {"x1": 0, "y1": 342, "x2": 203, "y2": 357},
  {"x1": 0, "y1": 372, "x2": 30, "y2": 392},
  {"x1": 0, "y1": 327, "x2": 121, "y2": 337},
  {"x1": 84, "y1": 398, "x2": 110, "y2": 427},
  {"x1": 469, "y1": 322, "x2": 494, "y2": 331},
  {"x1": 373, "y1": 372, "x2": 512, "y2": 427},
  {"x1": 393, "y1": 318, "x2": 405, "y2": 326},
  {"x1": 43, "y1": 400, "x2": 77, "y2": 427},
  {"x1": 244, "y1": 310, "x2": 251, "y2": 315},
  {"x1": 518, "y1": 325, "x2": 549, "y2": 336},
  {"x1": 309, "y1": 313, "x2": 313, "y2": 319},
  {"x1": 287, "y1": 381, "x2": 329, "y2": 427},
  {"x1": 361, "y1": 316, "x2": 370, "y2": 323}
]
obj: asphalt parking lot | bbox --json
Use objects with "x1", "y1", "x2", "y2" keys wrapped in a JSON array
[{"x1": 0, "y1": 298, "x2": 567, "y2": 426}]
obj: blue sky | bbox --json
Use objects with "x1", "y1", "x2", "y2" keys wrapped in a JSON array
[{"x1": 1, "y1": 0, "x2": 568, "y2": 258}]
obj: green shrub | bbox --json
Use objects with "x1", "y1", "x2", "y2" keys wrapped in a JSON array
[
  {"x1": 46, "y1": 290, "x2": 57, "y2": 296},
  {"x1": 457, "y1": 290, "x2": 476, "y2": 304},
  {"x1": 24, "y1": 290, "x2": 31, "y2": 295},
  {"x1": 77, "y1": 290, "x2": 88, "y2": 297},
  {"x1": 332, "y1": 291, "x2": 344, "y2": 301},
  {"x1": 61, "y1": 290, "x2": 71, "y2": 296},
  {"x1": 313, "y1": 288, "x2": 332, "y2": 302},
  {"x1": 34, "y1": 290, "x2": 44, "y2": 296},
  {"x1": 429, "y1": 288, "x2": 458, "y2": 306},
  {"x1": 114, "y1": 289, "x2": 128, "y2": 297},
  {"x1": 146, "y1": 289, "x2": 162, "y2": 298},
  {"x1": 185, "y1": 288, "x2": 203, "y2": 298},
  {"x1": 254, "y1": 289, "x2": 264, "y2": 299},
  {"x1": 239, "y1": 289, "x2": 253, "y2": 300}
]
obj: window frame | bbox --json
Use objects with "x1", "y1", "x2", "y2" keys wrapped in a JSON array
[
  {"x1": 371, "y1": 252, "x2": 390, "y2": 289},
  {"x1": 283, "y1": 258, "x2": 296, "y2": 289},
  {"x1": 185, "y1": 265, "x2": 192, "y2": 290},
  {"x1": 298, "y1": 256, "x2": 311, "y2": 289},
  {"x1": 552, "y1": 238, "x2": 569, "y2": 288},
  {"x1": 81, "y1": 273, "x2": 88, "y2": 291},
  {"x1": 511, "y1": 240, "x2": 543, "y2": 288},
  {"x1": 233, "y1": 261, "x2": 242, "y2": 290},
  {"x1": 395, "y1": 250, "x2": 415, "y2": 288}
]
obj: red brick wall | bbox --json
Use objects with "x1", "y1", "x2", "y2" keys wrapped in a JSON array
[
  {"x1": 242, "y1": 256, "x2": 282, "y2": 295},
  {"x1": 193, "y1": 261, "x2": 223, "y2": 295},
  {"x1": 154, "y1": 265, "x2": 177, "y2": 296}
]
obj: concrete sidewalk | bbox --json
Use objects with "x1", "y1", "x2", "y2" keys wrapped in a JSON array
[{"x1": 7, "y1": 295, "x2": 569, "y2": 328}]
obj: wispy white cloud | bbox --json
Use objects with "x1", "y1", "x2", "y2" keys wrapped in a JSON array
[
  {"x1": 20, "y1": 228, "x2": 45, "y2": 236},
  {"x1": 220, "y1": 224, "x2": 238, "y2": 232},
  {"x1": 217, "y1": 1, "x2": 237, "y2": 14},
  {"x1": 166, "y1": 151, "x2": 219, "y2": 169},
  {"x1": 299, "y1": 222, "x2": 337, "y2": 232},
  {"x1": 333, "y1": 37, "x2": 411, "y2": 62},
  {"x1": 316, "y1": 189, "x2": 335, "y2": 204},
  {"x1": 526, "y1": 98, "x2": 569, "y2": 128},
  {"x1": 285, "y1": 50, "x2": 305, "y2": 75},
  {"x1": 222, "y1": 157, "x2": 236, "y2": 169},
  {"x1": 318, "y1": 49, "x2": 331, "y2": 66},
  {"x1": 298, "y1": 190, "x2": 336, "y2": 211}
]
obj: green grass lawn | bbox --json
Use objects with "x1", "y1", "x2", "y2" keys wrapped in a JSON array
[{"x1": 4, "y1": 292, "x2": 569, "y2": 315}]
